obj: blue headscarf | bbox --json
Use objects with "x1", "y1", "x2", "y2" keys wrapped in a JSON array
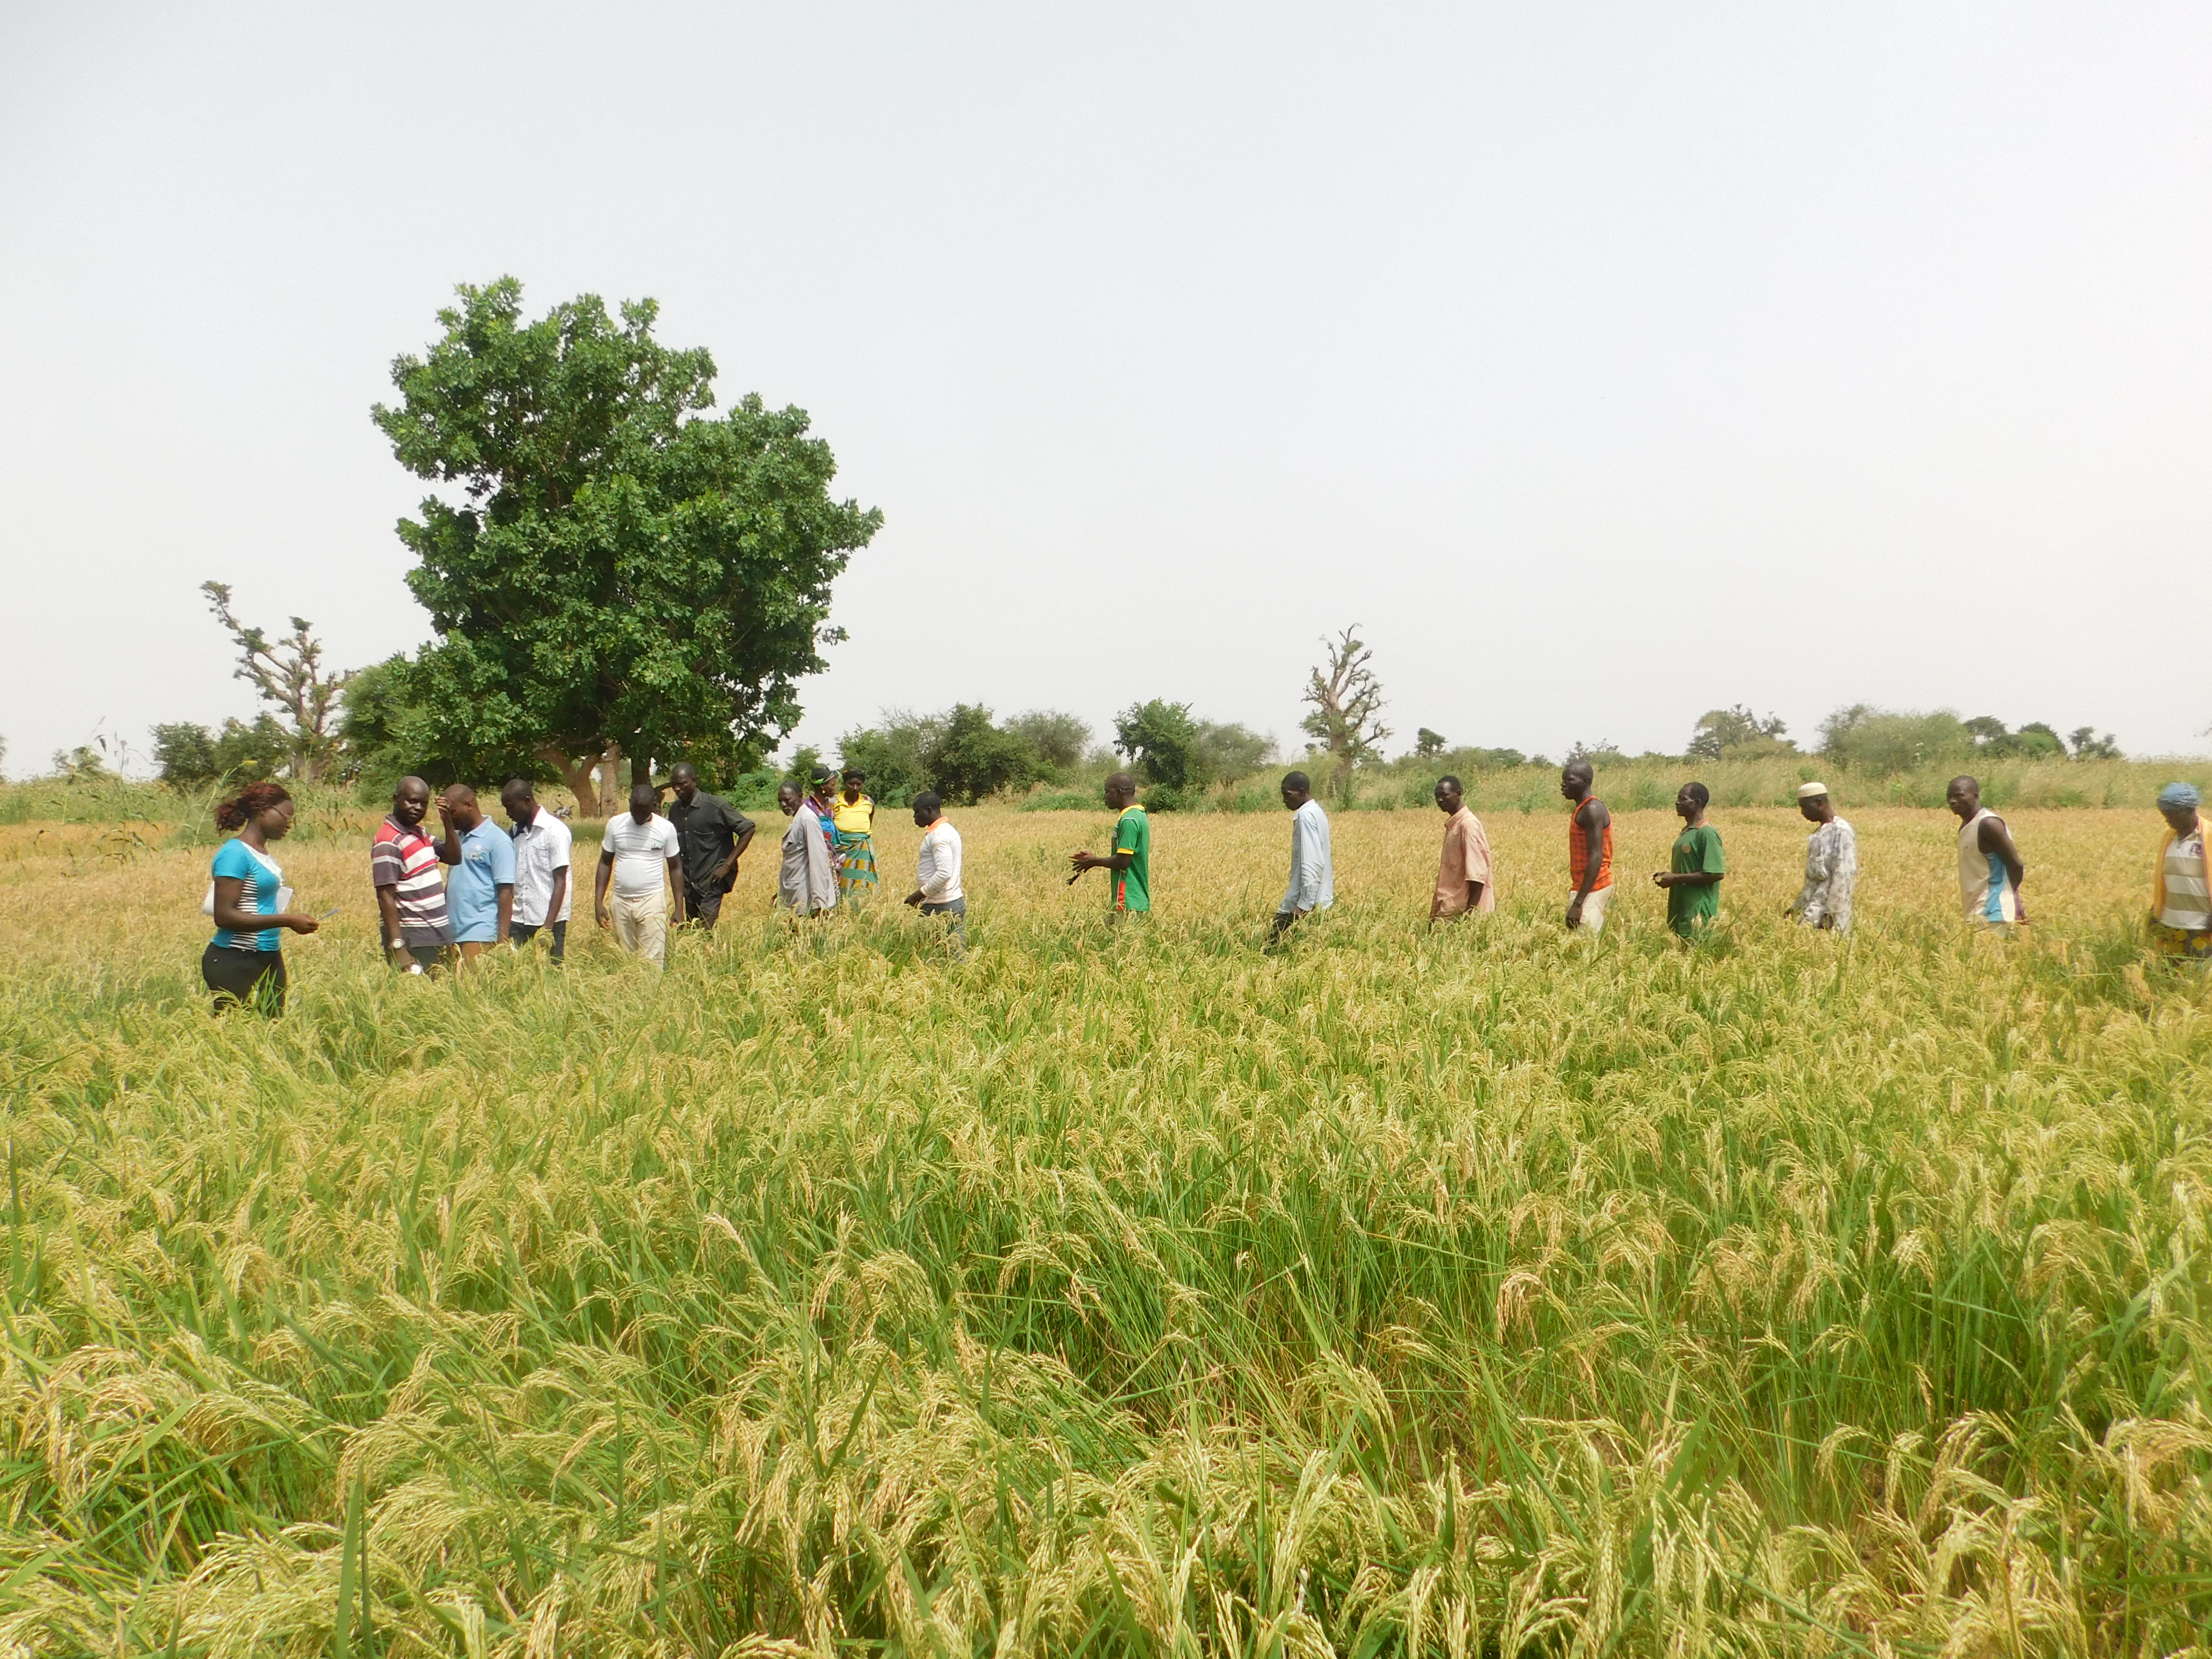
[{"x1": 2158, "y1": 781, "x2": 2202, "y2": 812}]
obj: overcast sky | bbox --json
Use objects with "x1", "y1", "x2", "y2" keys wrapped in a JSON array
[{"x1": 4, "y1": 2, "x2": 2208, "y2": 778}]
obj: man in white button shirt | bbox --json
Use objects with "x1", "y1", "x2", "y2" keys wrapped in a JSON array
[
  {"x1": 1270, "y1": 770, "x2": 1333, "y2": 943},
  {"x1": 902, "y1": 790, "x2": 965, "y2": 956},
  {"x1": 594, "y1": 783, "x2": 686, "y2": 968},
  {"x1": 501, "y1": 778, "x2": 574, "y2": 962}
]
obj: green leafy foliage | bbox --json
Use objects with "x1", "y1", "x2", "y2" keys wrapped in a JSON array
[
  {"x1": 150, "y1": 716, "x2": 294, "y2": 786},
  {"x1": 1001, "y1": 710, "x2": 1092, "y2": 779},
  {"x1": 371, "y1": 277, "x2": 881, "y2": 789},
  {"x1": 1192, "y1": 721, "x2": 1272, "y2": 785},
  {"x1": 923, "y1": 704, "x2": 1034, "y2": 805},
  {"x1": 1686, "y1": 705, "x2": 1795, "y2": 761},
  {"x1": 1824, "y1": 707, "x2": 2123, "y2": 773},
  {"x1": 1113, "y1": 699, "x2": 1202, "y2": 797},
  {"x1": 837, "y1": 711, "x2": 941, "y2": 805}
]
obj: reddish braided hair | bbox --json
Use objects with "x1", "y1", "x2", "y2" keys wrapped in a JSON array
[{"x1": 214, "y1": 781, "x2": 292, "y2": 832}]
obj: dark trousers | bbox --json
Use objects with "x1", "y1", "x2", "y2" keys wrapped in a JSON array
[
  {"x1": 920, "y1": 897, "x2": 967, "y2": 953},
  {"x1": 685, "y1": 886, "x2": 726, "y2": 927},
  {"x1": 202, "y1": 944, "x2": 286, "y2": 1014},
  {"x1": 510, "y1": 919, "x2": 567, "y2": 961}
]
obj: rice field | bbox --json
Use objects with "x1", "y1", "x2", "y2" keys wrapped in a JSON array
[{"x1": 3, "y1": 801, "x2": 2208, "y2": 1657}]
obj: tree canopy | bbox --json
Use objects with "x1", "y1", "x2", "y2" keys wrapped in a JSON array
[{"x1": 371, "y1": 278, "x2": 881, "y2": 796}]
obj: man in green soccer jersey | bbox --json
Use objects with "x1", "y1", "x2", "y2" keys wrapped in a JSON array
[
  {"x1": 1070, "y1": 771, "x2": 1151, "y2": 916},
  {"x1": 1652, "y1": 781, "x2": 1726, "y2": 939}
]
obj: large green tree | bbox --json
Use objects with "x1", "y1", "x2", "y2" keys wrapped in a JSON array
[{"x1": 372, "y1": 278, "x2": 882, "y2": 805}]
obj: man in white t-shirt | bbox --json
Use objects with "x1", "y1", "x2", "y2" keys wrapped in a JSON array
[
  {"x1": 594, "y1": 783, "x2": 685, "y2": 968},
  {"x1": 501, "y1": 778, "x2": 574, "y2": 962}
]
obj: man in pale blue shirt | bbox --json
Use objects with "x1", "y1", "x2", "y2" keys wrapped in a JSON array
[
  {"x1": 440, "y1": 783, "x2": 516, "y2": 960},
  {"x1": 1271, "y1": 770, "x2": 1333, "y2": 943}
]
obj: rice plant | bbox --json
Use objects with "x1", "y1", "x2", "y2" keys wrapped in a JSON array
[{"x1": 2, "y1": 805, "x2": 2207, "y2": 1655}]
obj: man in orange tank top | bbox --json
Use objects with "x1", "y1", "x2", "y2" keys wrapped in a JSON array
[{"x1": 1561, "y1": 760, "x2": 1614, "y2": 933}]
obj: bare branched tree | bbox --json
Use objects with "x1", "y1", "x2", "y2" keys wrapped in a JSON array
[
  {"x1": 1299, "y1": 625, "x2": 1390, "y2": 799},
  {"x1": 201, "y1": 581, "x2": 351, "y2": 781}
]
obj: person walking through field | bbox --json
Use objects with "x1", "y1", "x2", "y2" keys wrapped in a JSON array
[
  {"x1": 1653, "y1": 781, "x2": 1725, "y2": 940},
  {"x1": 804, "y1": 765, "x2": 842, "y2": 885},
  {"x1": 666, "y1": 761, "x2": 755, "y2": 930},
  {"x1": 1560, "y1": 760, "x2": 1614, "y2": 933},
  {"x1": 203, "y1": 781, "x2": 318, "y2": 1013},
  {"x1": 2149, "y1": 781, "x2": 2210, "y2": 964},
  {"x1": 832, "y1": 767, "x2": 879, "y2": 904},
  {"x1": 1430, "y1": 774, "x2": 1494, "y2": 926},
  {"x1": 501, "y1": 777, "x2": 572, "y2": 962},
  {"x1": 903, "y1": 790, "x2": 965, "y2": 954},
  {"x1": 1271, "y1": 771, "x2": 1333, "y2": 942},
  {"x1": 1786, "y1": 781, "x2": 1856, "y2": 933},
  {"x1": 1070, "y1": 771, "x2": 1151, "y2": 918},
  {"x1": 1948, "y1": 775, "x2": 2028, "y2": 926},
  {"x1": 439, "y1": 783, "x2": 515, "y2": 961},
  {"x1": 373, "y1": 775, "x2": 455, "y2": 973},
  {"x1": 596, "y1": 782, "x2": 686, "y2": 967},
  {"x1": 776, "y1": 781, "x2": 838, "y2": 916}
]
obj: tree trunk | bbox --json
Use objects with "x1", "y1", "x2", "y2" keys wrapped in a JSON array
[
  {"x1": 540, "y1": 745, "x2": 601, "y2": 817},
  {"x1": 596, "y1": 742, "x2": 627, "y2": 817},
  {"x1": 630, "y1": 745, "x2": 652, "y2": 790}
]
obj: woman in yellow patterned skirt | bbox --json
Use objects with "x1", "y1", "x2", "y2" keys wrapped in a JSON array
[{"x1": 832, "y1": 768, "x2": 878, "y2": 902}]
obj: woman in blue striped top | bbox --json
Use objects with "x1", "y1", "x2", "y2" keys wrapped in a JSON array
[{"x1": 204, "y1": 781, "x2": 319, "y2": 1013}]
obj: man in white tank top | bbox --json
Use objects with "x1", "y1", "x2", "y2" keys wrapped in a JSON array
[{"x1": 1947, "y1": 775, "x2": 2028, "y2": 925}]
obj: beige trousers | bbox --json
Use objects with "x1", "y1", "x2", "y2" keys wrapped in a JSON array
[
  {"x1": 610, "y1": 886, "x2": 669, "y2": 968},
  {"x1": 1573, "y1": 883, "x2": 1613, "y2": 934}
]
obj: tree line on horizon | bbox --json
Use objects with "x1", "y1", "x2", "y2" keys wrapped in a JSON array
[{"x1": 6, "y1": 279, "x2": 2145, "y2": 804}]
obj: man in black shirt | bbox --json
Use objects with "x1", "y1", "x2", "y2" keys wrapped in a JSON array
[{"x1": 666, "y1": 762, "x2": 756, "y2": 928}]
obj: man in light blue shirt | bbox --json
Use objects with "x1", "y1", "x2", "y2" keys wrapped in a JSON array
[
  {"x1": 1271, "y1": 770, "x2": 1333, "y2": 942},
  {"x1": 440, "y1": 784, "x2": 516, "y2": 959}
]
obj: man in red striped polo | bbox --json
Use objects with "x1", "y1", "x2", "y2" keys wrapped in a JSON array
[{"x1": 372, "y1": 776, "x2": 457, "y2": 972}]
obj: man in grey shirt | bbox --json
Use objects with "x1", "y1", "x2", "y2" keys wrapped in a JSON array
[
  {"x1": 775, "y1": 782, "x2": 837, "y2": 915},
  {"x1": 1270, "y1": 770, "x2": 1334, "y2": 942}
]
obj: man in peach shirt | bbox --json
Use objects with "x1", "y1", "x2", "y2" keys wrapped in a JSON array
[{"x1": 1430, "y1": 775, "x2": 1495, "y2": 926}]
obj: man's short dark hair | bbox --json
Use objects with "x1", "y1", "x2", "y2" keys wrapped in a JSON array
[
  {"x1": 629, "y1": 782, "x2": 660, "y2": 811},
  {"x1": 1437, "y1": 774, "x2": 1463, "y2": 793},
  {"x1": 842, "y1": 766, "x2": 865, "y2": 781},
  {"x1": 1683, "y1": 781, "x2": 1710, "y2": 808},
  {"x1": 914, "y1": 790, "x2": 942, "y2": 818},
  {"x1": 501, "y1": 775, "x2": 534, "y2": 797},
  {"x1": 670, "y1": 761, "x2": 698, "y2": 781},
  {"x1": 1951, "y1": 774, "x2": 1979, "y2": 792},
  {"x1": 1283, "y1": 770, "x2": 1311, "y2": 793}
]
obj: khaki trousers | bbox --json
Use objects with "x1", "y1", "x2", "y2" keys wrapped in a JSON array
[
  {"x1": 1573, "y1": 883, "x2": 1613, "y2": 934},
  {"x1": 611, "y1": 887, "x2": 669, "y2": 968}
]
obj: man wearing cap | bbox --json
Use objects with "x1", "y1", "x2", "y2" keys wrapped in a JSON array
[
  {"x1": 2150, "y1": 781, "x2": 2210, "y2": 963},
  {"x1": 1786, "y1": 782, "x2": 1857, "y2": 933}
]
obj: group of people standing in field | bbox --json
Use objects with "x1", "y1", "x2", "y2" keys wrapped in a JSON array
[
  {"x1": 195, "y1": 761, "x2": 2211, "y2": 1013},
  {"x1": 361, "y1": 762, "x2": 961, "y2": 974}
]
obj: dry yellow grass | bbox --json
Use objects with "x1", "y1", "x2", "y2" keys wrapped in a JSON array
[{"x1": 2, "y1": 801, "x2": 2208, "y2": 1656}]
